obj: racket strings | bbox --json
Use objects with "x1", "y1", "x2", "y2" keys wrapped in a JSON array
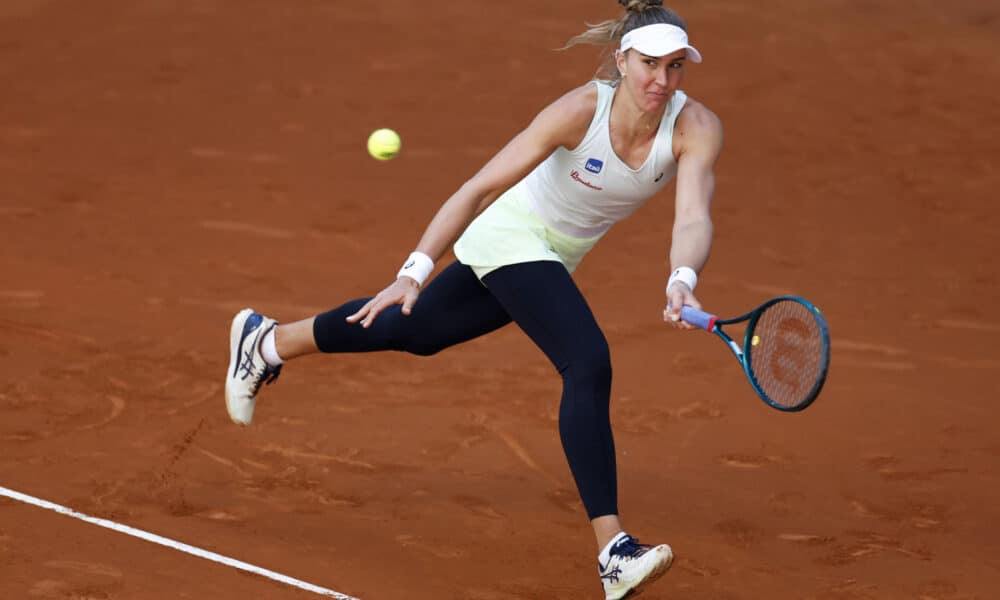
[{"x1": 748, "y1": 301, "x2": 826, "y2": 408}]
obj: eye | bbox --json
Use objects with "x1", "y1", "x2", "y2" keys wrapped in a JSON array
[
  {"x1": 644, "y1": 59, "x2": 657, "y2": 66},
  {"x1": 669, "y1": 61, "x2": 684, "y2": 69}
]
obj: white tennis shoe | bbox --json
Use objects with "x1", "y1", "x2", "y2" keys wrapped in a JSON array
[
  {"x1": 225, "y1": 308, "x2": 282, "y2": 425},
  {"x1": 599, "y1": 535, "x2": 673, "y2": 600}
]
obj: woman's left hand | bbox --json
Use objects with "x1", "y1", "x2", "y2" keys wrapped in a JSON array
[
  {"x1": 347, "y1": 277, "x2": 421, "y2": 328},
  {"x1": 663, "y1": 283, "x2": 700, "y2": 330}
]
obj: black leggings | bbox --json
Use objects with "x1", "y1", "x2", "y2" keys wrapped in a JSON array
[{"x1": 314, "y1": 260, "x2": 617, "y2": 519}]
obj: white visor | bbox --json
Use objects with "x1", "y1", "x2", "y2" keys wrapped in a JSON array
[{"x1": 620, "y1": 23, "x2": 702, "y2": 63}]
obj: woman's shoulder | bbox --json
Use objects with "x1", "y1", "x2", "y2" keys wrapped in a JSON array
[
  {"x1": 676, "y1": 96, "x2": 723, "y2": 135},
  {"x1": 673, "y1": 96, "x2": 724, "y2": 159},
  {"x1": 553, "y1": 81, "x2": 601, "y2": 122},
  {"x1": 530, "y1": 82, "x2": 601, "y2": 147}
]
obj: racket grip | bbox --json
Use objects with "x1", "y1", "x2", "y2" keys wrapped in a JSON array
[{"x1": 680, "y1": 306, "x2": 717, "y2": 331}]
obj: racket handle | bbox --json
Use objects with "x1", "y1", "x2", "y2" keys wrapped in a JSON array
[{"x1": 680, "y1": 306, "x2": 717, "y2": 331}]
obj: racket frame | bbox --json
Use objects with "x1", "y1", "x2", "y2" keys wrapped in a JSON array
[{"x1": 681, "y1": 295, "x2": 830, "y2": 412}]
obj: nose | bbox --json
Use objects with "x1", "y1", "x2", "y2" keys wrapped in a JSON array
[{"x1": 654, "y1": 66, "x2": 669, "y2": 87}]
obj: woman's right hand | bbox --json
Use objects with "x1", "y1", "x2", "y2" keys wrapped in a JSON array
[
  {"x1": 346, "y1": 277, "x2": 421, "y2": 328},
  {"x1": 663, "y1": 282, "x2": 700, "y2": 331}
]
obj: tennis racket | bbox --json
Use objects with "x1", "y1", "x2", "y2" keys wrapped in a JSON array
[{"x1": 680, "y1": 296, "x2": 830, "y2": 412}]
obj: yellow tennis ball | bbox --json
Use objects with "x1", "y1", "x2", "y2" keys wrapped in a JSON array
[{"x1": 367, "y1": 128, "x2": 401, "y2": 161}]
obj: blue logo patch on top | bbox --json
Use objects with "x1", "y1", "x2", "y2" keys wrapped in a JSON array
[{"x1": 584, "y1": 158, "x2": 604, "y2": 174}]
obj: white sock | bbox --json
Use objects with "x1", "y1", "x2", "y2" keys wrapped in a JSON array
[
  {"x1": 599, "y1": 531, "x2": 630, "y2": 567},
  {"x1": 261, "y1": 327, "x2": 283, "y2": 367}
]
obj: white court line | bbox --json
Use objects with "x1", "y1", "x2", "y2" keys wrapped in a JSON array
[{"x1": 0, "y1": 485, "x2": 359, "y2": 599}]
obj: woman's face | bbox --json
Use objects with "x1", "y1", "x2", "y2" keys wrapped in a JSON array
[{"x1": 617, "y1": 49, "x2": 687, "y2": 112}]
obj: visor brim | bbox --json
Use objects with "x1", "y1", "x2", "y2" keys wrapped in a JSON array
[{"x1": 631, "y1": 43, "x2": 703, "y2": 63}]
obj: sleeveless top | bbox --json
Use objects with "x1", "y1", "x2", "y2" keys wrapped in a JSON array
[
  {"x1": 453, "y1": 81, "x2": 688, "y2": 278},
  {"x1": 522, "y1": 80, "x2": 687, "y2": 238}
]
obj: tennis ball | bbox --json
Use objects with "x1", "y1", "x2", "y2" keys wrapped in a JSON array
[{"x1": 367, "y1": 128, "x2": 401, "y2": 161}]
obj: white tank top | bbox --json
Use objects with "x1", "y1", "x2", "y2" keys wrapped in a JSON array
[{"x1": 522, "y1": 80, "x2": 687, "y2": 237}]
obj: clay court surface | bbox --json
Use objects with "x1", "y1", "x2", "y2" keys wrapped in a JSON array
[{"x1": 2, "y1": 0, "x2": 998, "y2": 598}]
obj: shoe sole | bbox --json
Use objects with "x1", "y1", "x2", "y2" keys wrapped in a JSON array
[
  {"x1": 225, "y1": 308, "x2": 256, "y2": 426},
  {"x1": 620, "y1": 546, "x2": 674, "y2": 600}
]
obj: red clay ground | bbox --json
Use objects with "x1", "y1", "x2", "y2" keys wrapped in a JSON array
[{"x1": 1, "y1": 0, "x2": 998, "y2": 598}]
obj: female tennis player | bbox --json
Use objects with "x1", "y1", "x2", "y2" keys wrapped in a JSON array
[{"x1": 226, "y1": 1, "x2": 721, "y2": 597}]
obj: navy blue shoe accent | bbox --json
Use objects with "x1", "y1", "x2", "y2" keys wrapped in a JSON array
[
  {"x1": 599, "y1": 536, "x2": 652, "y2": 585},
  {"x1": 261, "y1": 362, "x2": 282, "y2": 387},
  {"x1": 232, "y1": 312, "x2": 264, "y2": 378},
  {"x1": 236, "y1": 319, "x2": 282, "y2": 399},
  {"x1": 599, "y1": 564, "x2": 622, "y2": 585}
]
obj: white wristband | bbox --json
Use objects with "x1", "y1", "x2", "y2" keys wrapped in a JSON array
[
  {"x1": 397, "y1": 251, "x2": 434, "y2": 286},
  {"x1": 666, "y1": 266, "x2": 698, "y2": 294}
]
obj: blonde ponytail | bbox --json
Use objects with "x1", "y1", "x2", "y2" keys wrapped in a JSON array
[
  {"x1": 619, "y1": 0, "x2": 665, "y2": 11},
  {"x1": 561, "y1": 1, "x2": 687, "y2": 82}
]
